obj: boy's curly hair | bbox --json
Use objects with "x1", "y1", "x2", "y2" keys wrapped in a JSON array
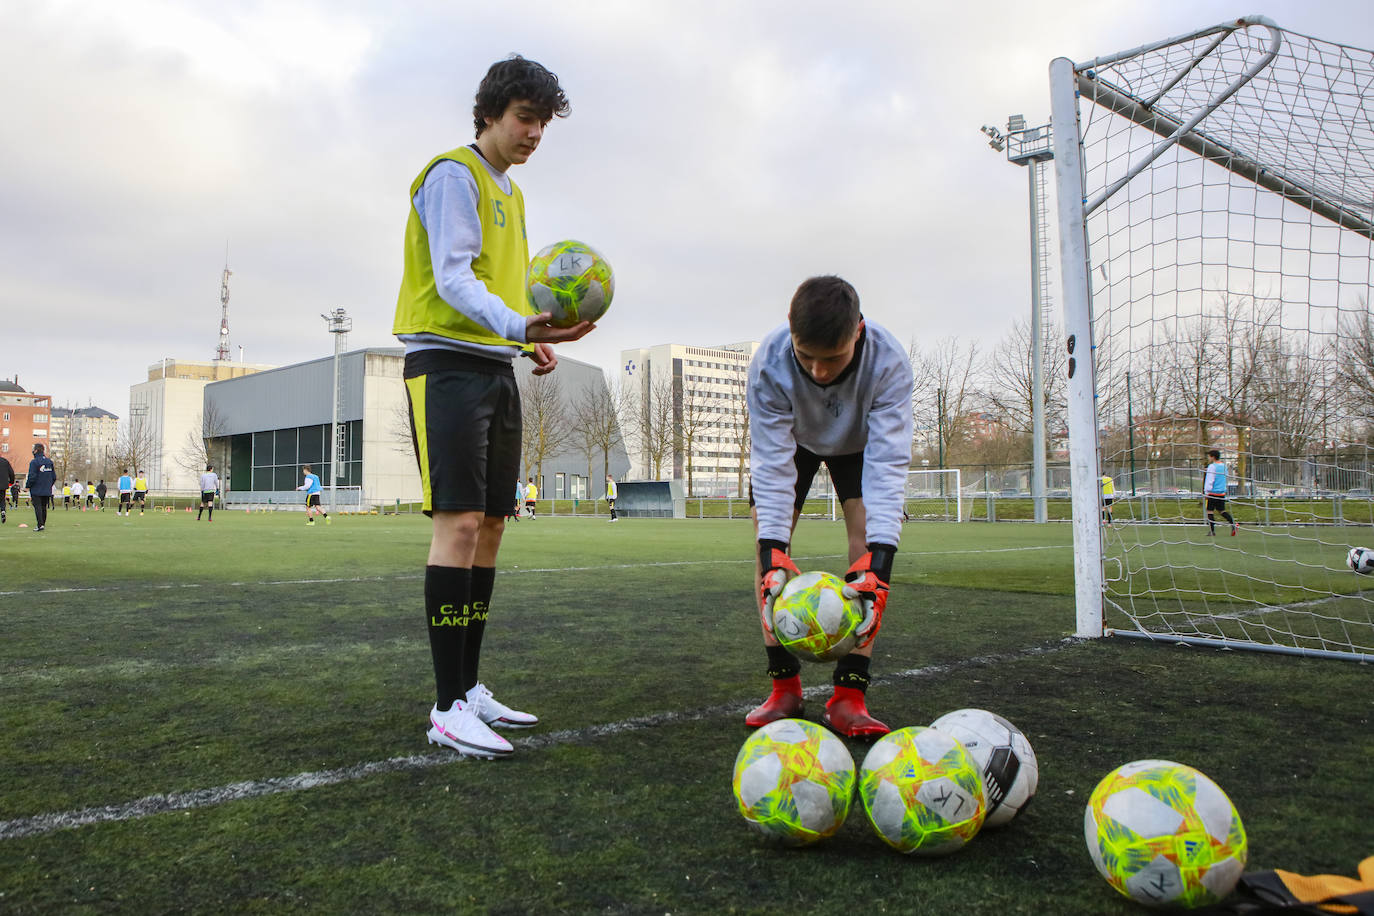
[{"x1": 473, "y1": 55, "x2": 570, "y2": 137}]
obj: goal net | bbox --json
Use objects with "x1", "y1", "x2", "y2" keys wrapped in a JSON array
[
  {"x1": 1050, "y1": 16, "x2": 1374, "y2": 661},
  {"x1": 904, "y1": 468, "x2": 964, "y2": 522}
]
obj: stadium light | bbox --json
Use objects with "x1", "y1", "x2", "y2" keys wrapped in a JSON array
[
  {"x1": 322, "y1": 309, "x2": 352, "y2": 513},
  {"x1": 983, "y1": 114, "x2": 1054, "y2": 524}
]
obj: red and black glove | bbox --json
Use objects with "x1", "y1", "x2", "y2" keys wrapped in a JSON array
[
  {"x1": 843, "y1": 543, "x2": 896, "y2": 648},
  {"x1": 757, "y1": 539, "x2": 800, "y2": 638}
]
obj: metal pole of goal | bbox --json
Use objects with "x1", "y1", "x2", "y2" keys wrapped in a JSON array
[{"x1": 1050, "y1": 56, "x2": 1104, "y2": 639}]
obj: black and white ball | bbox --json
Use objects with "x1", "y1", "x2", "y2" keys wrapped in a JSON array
[
  {"x1": 929, "y1": 708, "x2": 1038, "y2": 828},
  {"x1": 1347, "y1": 546, "x2": 1374, "y2": 574}
]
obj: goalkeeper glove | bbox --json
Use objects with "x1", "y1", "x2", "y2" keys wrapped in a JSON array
[
  {"x1": 757, "y1": 539, "x2": 800, "y2": 638},
  {"x1": 843, "y1": 544, "x2": 896, "y2": 648}
]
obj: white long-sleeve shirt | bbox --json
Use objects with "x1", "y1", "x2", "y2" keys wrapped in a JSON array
[
  {"x1": 396, "y1": 153, "x2": 530, "y2": 361},
  {"x1": 748, "y1": 319, "x2": 913, "y2": 547}
]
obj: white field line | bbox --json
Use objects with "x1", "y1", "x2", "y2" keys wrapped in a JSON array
[
  {"x1": 0, "y1": 545, "x2": 1068, "y2": 599},
  {"x1": 0, "y1": 639, "x2": 1078, "y2": 841}
]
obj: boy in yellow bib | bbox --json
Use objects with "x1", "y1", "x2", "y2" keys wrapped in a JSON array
[{"x1": 395, "y1": 56, "x2": 594, "y2": 759}]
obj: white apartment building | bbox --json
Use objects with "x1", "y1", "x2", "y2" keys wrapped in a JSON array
[
  {"x1": 129, "y1": 358, "x2": 274, "y2": 491},
  {"x1": 619, "y1": 340, "x2": 759, "y2": 496},
  {"x1": 49, "y1": 406, "x2": 120, "y2": 480}
]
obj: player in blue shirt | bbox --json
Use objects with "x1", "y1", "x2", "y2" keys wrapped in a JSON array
[
  {"x1": 117, "y1": 469, "x2": 134, "y2": 517},
  {"x1": 1203, "y1": 448, "x2": 1237, "y2": 537},
  {"x1": 296, "y1": 464, "x2": 330, "y2": 526}
]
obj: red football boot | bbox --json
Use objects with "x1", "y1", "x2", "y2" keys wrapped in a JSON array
[
  {"x1": 744, "y1": 676, "x2": 805, "y2": 728},
  {"x1": 823, "y1": 686, "x2": 890, "y2": 738}
]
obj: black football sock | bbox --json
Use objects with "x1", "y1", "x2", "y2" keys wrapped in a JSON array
[
  {"x1": 207, "y1": 506, "x2": 213, "y2": 520},
  {"x1": 464, "y1": 566, "x2": 495, "y2": 694},
  {"x1": 425, "y1": 565, "x2": 472, "y2": 711},
  {"x1": 197, "y1": 507, "x2": 203, "y2": 519},
  {"x1": 765, "y1": 644, "x2": 800, "y2": 681},
  {"x1": 833, "y1": 653, "x2": 872, "y2": 692}
]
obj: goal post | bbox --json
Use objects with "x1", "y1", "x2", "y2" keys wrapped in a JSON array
[
  {"x1": 904, "y1": 468, "x2": 964, "y2": 522},
  {"x1": 1049, "y1": 16, "x2": 1374, "y2": 661}
]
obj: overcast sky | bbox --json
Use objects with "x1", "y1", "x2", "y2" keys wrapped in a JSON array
[{"x1": 3, "y1": 0, "x2": 1371, "y2": 417}]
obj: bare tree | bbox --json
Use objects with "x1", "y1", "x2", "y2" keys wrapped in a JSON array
[
  {"x1": 911, "y1": 336, "x2": 981, "y2": 465},
  {"x1": 175, "y1": 402, "x2": 229, "y2": 476},
  {"x1": 983, "y1": 317, "x2": 1067, "y2": 459},
  {"x1": 676, "y1": 377, "x2": 718, "y2": 496},
  {"x1": 634, "y1": 372, "x2": 677, "y2": 480},
  {"x1": 1337, "y1": 302, "x2": 1374, "y2": 421},
  {"x1": 515, "y1": 370, "x2": 571, "y2": 485},
  {"x1": 719, "y1": 358, "x2": 751, "y2": 497},
  {"x1": 114, "y1": 413, "x2": 157, "y2": 480},
  {"x1": 568, "y1": 371, "x2": 629, "y2": 488},
  {"x1": 1250, "y1": 330, "x2": 1333, "y2": 459}
]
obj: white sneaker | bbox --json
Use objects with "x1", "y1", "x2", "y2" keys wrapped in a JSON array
[
  {"x1": 466, "y1": 682, "x2": 538, "y2": 729},
  {"x1": 426, "y1": 700, "x2": 513, "y2": 758}
]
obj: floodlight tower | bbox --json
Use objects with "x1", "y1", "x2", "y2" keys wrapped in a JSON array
[
  {"x1": 322, "y1": 308, "x2": 351, "y2": 511},
  {"x1": 216, "y1": 255, "x2": 232, "y2": 362},
  {"x1": 981, "y1": 115, "x2": 1055, "y2": 524}
]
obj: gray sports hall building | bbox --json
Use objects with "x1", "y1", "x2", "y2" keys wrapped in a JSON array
[{"x1": 203, "y1": 348, "x2": 629, "y2": 509}]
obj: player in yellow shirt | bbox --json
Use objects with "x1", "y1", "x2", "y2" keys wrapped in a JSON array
[
  {"x1": 134, "y1": 470, "x2": 149, "y2": 516},
  {"x1": 394, "y1": 56, "x2": 592, "y2": 759},
  {"x1": 62, "y1": 482, "x2": 72, "y2": 510},
  {"x1": 524, "y1": 478, "x2": 538, "y2": 520},
  {"x1": 1100, "y1": 474, "x2": 1115, "y2": 525}
]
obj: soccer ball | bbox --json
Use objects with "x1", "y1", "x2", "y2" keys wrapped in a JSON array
[
  {"x1": 929, "y1": 708, "x2": 1038, "y2": 828},
  {"x1": 1085, "y1": 759, "x2": 1248, "y2": 908},
  {"x1": 1347, "y1": 546, "x2": 1374, "y2": 574},
  {"x1": 858, "y1": 726, "x2": 986, "y2": 855},
  {"x1": 732, "y1": 718, "x2": 856, "y2": 846},
  {"x1": 771, "y1": 571, "x2": 864, "y2": 662},
  {"x1": 525, "y1": 239, "x2": 614, "y2": 328}
]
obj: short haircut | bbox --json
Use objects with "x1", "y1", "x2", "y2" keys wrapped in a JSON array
[
  {"x1": 788, "y1": 276, "x2": 861, "y2": 349},
  {"x1": 303, "y1": 464, "x2": 312, "y2": 473},
  {"x1": 1208, "y1": 449, "x2": 1221, "y2": 460},
  {"x1": 473, "y1": 55, "x2": 570, "y2": 137}
]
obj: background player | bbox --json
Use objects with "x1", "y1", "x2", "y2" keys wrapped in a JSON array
[
  {"x1": 0, "y1": 452, "x2": 13, "y2": 524},
  {"x1": 117, "y1": 469, "x2": 133, "y2": 517},
  {"x1": 95, "y1": 479, "x2": 107, "y2": 510},
  {"x1": 296, "y1": 464, "x2": 329, "y2": 526},
  {"x1": 524, "y1": 477, "x2": 538, "y2": 520},
  {"x1": 198, "y1": 464, "x2": 219, "y2": 521},
  {"x1": 133, "y1": 470, "x2": 148, "y2": 515},
  {"x1": 25, "y1": 444, "x2": 55, "y2": 531},
  {"x1": 393, "y1": 55, "x2": 590, "y2": 759},
  {"x1": 1100, "y1": 473, "x2": 1115, "y2": 525},
  {"x1": 747, "y1": 275, "x2": 913, "y2": 739},
  {"x1": 606, "y1": 474, "x2": 618, "y2": 522},
  {"x1": 1204, "y1": 448, "x2": 1237, "y2": 536}
]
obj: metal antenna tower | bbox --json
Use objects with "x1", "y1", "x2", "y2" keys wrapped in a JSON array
[{"x1": 216, "y1": 248, "x2": 232, "y2": 361}]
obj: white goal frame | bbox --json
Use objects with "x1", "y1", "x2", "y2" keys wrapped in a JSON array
[{"x1": 1050, "y1": 16, "x2": 1374, "y2": 662}]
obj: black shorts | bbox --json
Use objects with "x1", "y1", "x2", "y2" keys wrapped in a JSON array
[
  {"x1": 202, "y1": 491, "x2": 217, "y2": 503},
  {"x1": 306, "y1": 493, "x2": 321, "y2": 508},
  {"x1": 1206, "y1": 495, "x2": 1227, "y2": 512},
  {"x1": 1102, "y1": 497, "x2": 1114, "y2": 507},
  {"x1": 120, "y1": 492, "x2": 132, "y2": 505},
  {"x1": 749, "y1": 446, "x2": 864, "y2": 511},
  {"x1": 404, "y1": 349, "x2": 521, "y2": 518},
  {"x1": 134, "y1": 492, "x2": 146, "y2": 504}
]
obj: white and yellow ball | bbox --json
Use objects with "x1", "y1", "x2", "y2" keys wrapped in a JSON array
[
  {"x1": 525, "y1": 239, "x2": 614, "y2": 328},
  {"x1": 859, "y1": 726, "x2": 987, "y2": 855},
  {"x1": 1084, "y1": 759, "x2": 1247, "y2": 908},
  {"x1": 771, "y1": 571, "x2": 864, "y2": 662},
  {"x1": 732, "y1": 718, "x2": 856, "y2": 846}
]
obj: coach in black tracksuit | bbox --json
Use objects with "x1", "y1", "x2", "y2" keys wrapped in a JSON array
[
  {"x1": 0, "y1": 454, "x2": 14, "y2": 524},
  {"x1": 25, "y1": 443, "x2": 56, "y2": 532}
]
